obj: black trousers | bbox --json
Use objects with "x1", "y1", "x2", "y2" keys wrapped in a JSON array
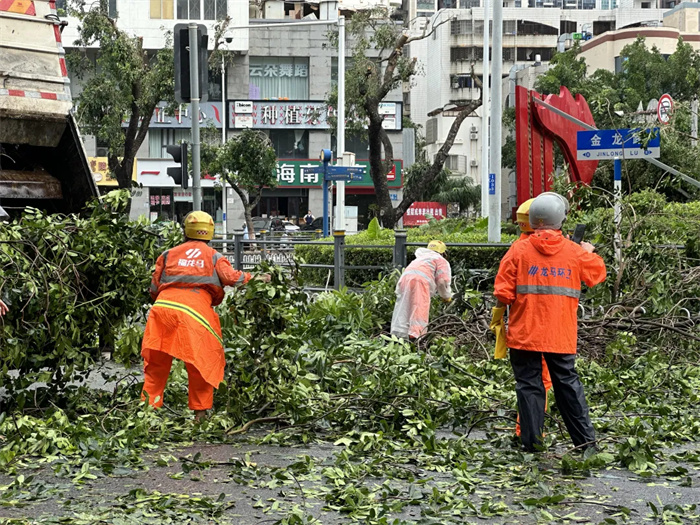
[{"x1": 510, "y1": 349, "x2": 595, "y2": 451}]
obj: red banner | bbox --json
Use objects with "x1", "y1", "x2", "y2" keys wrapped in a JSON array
[{"x1": 403, "y1": 202, "x2": 446, "y2": 226}]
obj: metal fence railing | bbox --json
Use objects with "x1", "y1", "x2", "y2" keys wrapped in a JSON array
[{"x1": 210, "y1": 230, "x2": 512, "y2": 292}]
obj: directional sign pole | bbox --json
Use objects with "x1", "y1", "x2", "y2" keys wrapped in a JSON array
[{"x1": 614, "y1": 158, "x2": 622, "y2": 267}]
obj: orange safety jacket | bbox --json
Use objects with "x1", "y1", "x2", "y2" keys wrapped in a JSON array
[
  {"x1": 142, "y1": 240, "x2": 251, "y2": 387},
  {"x1": 494, "y1": 229, "x2": 606, "y2": 354}
]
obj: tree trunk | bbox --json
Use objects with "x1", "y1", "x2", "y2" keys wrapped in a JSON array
[
  {"x1": 394, "y1": 101, "x2": 481, "y2": 221},
  {"x1": 366, "y1": 105, "x2": 398, "y2": 228}
]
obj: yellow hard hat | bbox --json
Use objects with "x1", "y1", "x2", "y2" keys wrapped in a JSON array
[
  {"x1": 427, "y1": 240, "x2": 447, "y2": 254},
  {"x1": 516, "y1": 198, "x2": 536, "y2": 233},
  {"x1": 184, "y1": 211, "x2": 215, "y2": 241}
]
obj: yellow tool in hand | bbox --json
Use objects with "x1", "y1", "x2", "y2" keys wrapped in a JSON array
[{"x1": 489, "y1": 306, "x2": 508, "y2": 359}]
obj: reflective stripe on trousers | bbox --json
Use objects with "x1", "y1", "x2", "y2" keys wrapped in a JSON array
[
  {"x1": 152, "y1": 299, "x2": 224, "y2": 347},
  {"x1": 516, "y1": 285, "x2": 580, "y2": 299}
]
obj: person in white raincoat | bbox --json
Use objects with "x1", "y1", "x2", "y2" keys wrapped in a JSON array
[{"x1": 391, "y1": 240, "x2": 453, "y2": 340}]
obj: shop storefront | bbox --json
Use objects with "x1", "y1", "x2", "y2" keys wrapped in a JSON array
[{"x1": 134, "y1": 158, "x2": 223, "y2": 227}]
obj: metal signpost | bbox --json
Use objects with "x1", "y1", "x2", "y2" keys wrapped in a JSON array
[
  {"x1": 307, "y1": 149, "x2": 364, "y2": 237},
  {"x1": 577, "y1": 128, "x2": 661, "y2": 265}
]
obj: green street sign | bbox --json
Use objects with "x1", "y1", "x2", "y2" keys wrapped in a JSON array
[{"x1": 274, "y1": 160, "x2": 402, "y2": 188}]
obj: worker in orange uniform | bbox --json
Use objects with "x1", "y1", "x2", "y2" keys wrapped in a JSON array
[
  {"x1": 391, "y1": 240, "x2": 452, "y2": 340},
  {"x1": 142, "y1": 211, "x2": 270, "y2": 421},
  {"x1": 492, "y1": 198, "x2": 553, "y2": 437},
  {"x1": 494, "y1": 194, "x2": 606, "y2": 451}
]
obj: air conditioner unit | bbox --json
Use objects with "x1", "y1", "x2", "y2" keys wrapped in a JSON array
[
  {"x1": 470, "y1": 125, "x2": 478, "y2": 133},
  {"x1": 470, "y1": 132, "x2": 478, "y2": 140},
  {"x1": 470, "y1": 159, "x2": 479, "y2": 167}
]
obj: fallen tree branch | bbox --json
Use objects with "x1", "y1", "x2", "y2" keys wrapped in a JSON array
[{"x1": 226, "y1": 415, "x2": 288, "y2": 436}]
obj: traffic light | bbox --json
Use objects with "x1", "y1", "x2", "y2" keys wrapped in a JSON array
[
  {"x1": 174, "y1": 24, "x2": 209, "y2": 104},
  {"x1": 167, "y1": 142, "x2": 189, "y2": 189}
]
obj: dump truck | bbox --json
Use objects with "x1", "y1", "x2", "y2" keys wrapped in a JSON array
[{"x1": 0, "y1": 0, "x2": 98, "y2": 216}]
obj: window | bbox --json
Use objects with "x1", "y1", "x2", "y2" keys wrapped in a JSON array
[
  {"x1": 151, "y1": 0, "x2": 174, "y2": 18},
  {"x1": 177, "y1": 0, "x2": 200, "y2": 19},
  {"x1": 450, "y1": 47, "x2": 483, "y2": 61},
  {"x1": 426, "y1": 118, "x2": 438, "y2": 145},
  {"x1": 517, "y1": 47, "x2": 554, "y2": 62},
  {"x1": 249, "y1": 57, "x2": 309, "y2": 100},
  {"x1": 459, "y1": 0, "x2": 480, "y2": 6},
  {"x1": 151, "y1": 0, "x2": 226, "y2": 19},
  {"x1": 330, "y1": 134, "x2": 370, "y2": 157},
  {"x1": 268, "y1": 130, "x2": 309, "y2": 159},
  {"x1": 503, "y1": 20, "x2": 516, "y2": 35},
  {"x1": 148, "y1": 129, "x2": 191, "y2": 158},
  {"x1": 208, "y1": 67, "x2": 222, "y2": 102},
  {"x1": 331, "y1": 57, "x2": 354, "y2": 89},
  {"x1": 518, "y1": 21, "x2": 558, "y2": 36},
  {"x1": 451, "y1": 20, "x2": 473, "y2": 35},
  {"x1": 451, "y1": 74, "x2": 477, "y2": 88}
]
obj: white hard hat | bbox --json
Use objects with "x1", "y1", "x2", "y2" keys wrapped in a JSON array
[{"x1": 529, "y1": 193, "x2": 567, "y2": 230}]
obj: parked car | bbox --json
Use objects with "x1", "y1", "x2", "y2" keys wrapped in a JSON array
[
  {"x1": 300, "y1": 217, "x2": 324, "y2": 231},
  {"x1": 282, "y1": 221, "x2": 300, "y2": 232},
  {"x1": 250, "y1": 217, "x2": 286, "y2": 233}
]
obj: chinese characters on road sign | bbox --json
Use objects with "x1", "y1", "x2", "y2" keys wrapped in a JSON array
[{"x1": 576, "y1": 128, "x2": 660, "y2": 160}]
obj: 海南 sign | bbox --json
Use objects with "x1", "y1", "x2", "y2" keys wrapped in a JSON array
[
  {"x1": 576, "y1": 128, "x2": 660, "y2": 160},
  {"x1": 275, "y1": 160, "x2": 402, "y2": 188}
]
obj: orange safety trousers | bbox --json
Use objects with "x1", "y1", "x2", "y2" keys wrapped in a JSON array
[
  {"x1": 515, "y1": 357, "x2": 553, "y2": 437},
  {"x1": 141, "y1": 350, "x2": 214, "y2": 411}
]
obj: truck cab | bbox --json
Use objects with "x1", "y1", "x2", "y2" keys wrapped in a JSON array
[{"x1": 0, "y1": 0, "x2": 98, "y2": 216}]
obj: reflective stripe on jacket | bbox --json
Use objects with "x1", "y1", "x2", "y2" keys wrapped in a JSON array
[
  {"x1": 397, "y1": 248, "x2": 452, "y2": 300},
  {"x1": 149, "y1": 240, "x2": 251, "y2": 307},
  {"x1": 494, "y1": 229, "x2": 606, "y2": 354}
]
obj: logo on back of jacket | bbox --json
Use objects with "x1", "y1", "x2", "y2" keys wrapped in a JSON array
[{"x1": 178, "y1": 248, "x2": 205, "y2": 269}]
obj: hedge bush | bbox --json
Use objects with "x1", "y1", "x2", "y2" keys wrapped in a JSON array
[{"x1": 294, "y1": 218, "x2": 517, "y2": 287}]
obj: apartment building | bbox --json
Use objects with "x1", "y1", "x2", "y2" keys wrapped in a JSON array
[
  {"x1": 407, "y1": 1, "x2": 666, "y2": 197},
  {"x1": 60, "y1": 0, "x2": 406, "y2": 231}
]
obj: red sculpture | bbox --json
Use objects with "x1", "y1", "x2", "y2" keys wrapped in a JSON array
[{"x1": 515, "y1": 86, "x2": 598, "y2": 218}]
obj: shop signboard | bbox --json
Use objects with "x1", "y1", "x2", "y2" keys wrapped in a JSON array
[
  {"x1": 402, "y1": 201, "x2": 447, "y2": 226},
  {"x1": 274, "y1": 159, "x2": 402, "y2": 188},
  {"x1": 137, "y1": 159, "x2": 220, "y2": 188},
  {"x1": 89, "y1": 157, "x2": 137, "y2": 186},
  {"x1": 123, "y1": 102, "x2": 224, "y2": 129},
  {"x1": 228, "y1": 100, "x2": 403, "y2": 131}
]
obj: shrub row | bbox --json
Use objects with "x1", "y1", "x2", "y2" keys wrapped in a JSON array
[{"x1": 294, "y1": 220, "x2": 516, "y2": 287}]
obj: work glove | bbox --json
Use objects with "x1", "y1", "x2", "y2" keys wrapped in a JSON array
[
  {"x1": 441, "y1": 296, "x2": 452, "y2": 304},
  {"x1": 490, "y1": 306, "x2": 508, "y2": 359}
]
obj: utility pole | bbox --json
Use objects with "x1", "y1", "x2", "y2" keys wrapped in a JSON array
[
  {"x1": 488, "y1": 0, "x2": 502, "y2": 242},
  {"x1": 336, "y1": 15, "x2": 346, "y2": 232},
  {"x1": 189, "y1": 23, "x2": 202, "y2": 212},
  {"x1": 221, "y1": 53, "x2": 228, "y2": 244},
  {"x1": 692, "y1": 95, "x2": 698, "y2": 148},
  {"x1": 481, "y1": 0, "x2": 490, "y2": 218}
]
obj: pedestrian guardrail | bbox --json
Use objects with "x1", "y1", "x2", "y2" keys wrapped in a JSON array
[{"x1": 210, "y1": 230, "x2": 512, "y2": 292}]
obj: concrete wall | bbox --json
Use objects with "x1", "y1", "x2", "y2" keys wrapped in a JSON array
[
  {"x1": 580, "y1": 26, "x2": 700, "y2": 72},
  {"x1": 61, "y1": 0, "x2": 249, "y2": 52}
]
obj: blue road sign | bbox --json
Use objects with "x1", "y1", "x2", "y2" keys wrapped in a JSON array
[
  {"x1": 303, "y1": 166, "x2": 326, "y2": 175},
  {"x1": 577, "y1": 128, "x2": 660, "y2": 160},
  {"x1": 328, "y1": 165, "x2": 366, "y2": 176},
  {"x1": 488, "y1": 173, "x2": 496, "y2": 195},
  {"x1": 325, "y1": 173, "x2": 361, "y2": 182}
]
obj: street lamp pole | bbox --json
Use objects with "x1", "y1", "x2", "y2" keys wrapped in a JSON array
[
  {"x1": 221, "y1": 54, "x2": 228, "y2": 240},
  {"x1": 336, "y1": 15, "x2": 346, "y2": 232},
  {"x1": 481, "y1": 0, "x2": 490, "y2": 218}
]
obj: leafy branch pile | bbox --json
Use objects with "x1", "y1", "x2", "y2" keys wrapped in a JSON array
[
  {"x1": 0, "y1": 191, "x2": 182, "y2": 408},
  {"x1": 2, "y1": 190, "x2": 700, "y2": 523}
]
